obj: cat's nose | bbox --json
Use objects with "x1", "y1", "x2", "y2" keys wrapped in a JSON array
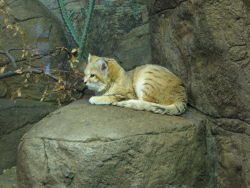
[{"x1": 83, "y1": 78, "x2": 87, "y2": 85}]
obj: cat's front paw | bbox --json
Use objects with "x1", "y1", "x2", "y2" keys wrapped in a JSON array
[
  {"x1": 112, "y1": 102, "x2": 118, "y2": 105},
  {"x1": 89, "y1": 96, "x2": 112, "y2": 105},
  {"x1": 89, "y1": 96, "x2": 97, "y2": 104}
]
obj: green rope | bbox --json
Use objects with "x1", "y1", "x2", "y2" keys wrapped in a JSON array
[
  {"x1": 57, "y1": 0, "x2": 80, "y2": 46},
  {"x1": 78, "y1": 0, "x2": 96, "y2": 62},
  {"x1": 57, "y1": 0, "x2": 96, "y2": 61}
]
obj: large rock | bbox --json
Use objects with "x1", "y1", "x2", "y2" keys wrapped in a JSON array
[
  {"x1": 0, "y1": 99, "x2": 57, "y2": 173},
  {"x1": 17, "y1": 99, "x2": 216, "y2": 188},
  {"x1": 149, "y1": 1, "x2": 250, "y2": 186},
  {"x1": 211, "y1": 118, "x2": 250, "y2": 188},
  {"x1": 150, "y1": 0, "x2": 250, "y2": 122}
]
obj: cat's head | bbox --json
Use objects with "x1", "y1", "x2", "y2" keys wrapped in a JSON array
[{"x1": 83, "y1": 54, "x2": 109, "y2": 93}]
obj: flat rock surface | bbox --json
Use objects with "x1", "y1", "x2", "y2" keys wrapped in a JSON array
[
  {"x1": 17, "y1": 99, "x2": 213, "y2": 188},
  {"x1": 23, "y1": 99, "x2": 199, "y2": 141}
]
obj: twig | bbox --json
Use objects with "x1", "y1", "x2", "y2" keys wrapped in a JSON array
[
  {"x1": 0, "y1": 68, "x2": 41, "y2": 79},
  {"x1": 0, "y1": 50, "x2": 17, "y2": 68},
  {"x1": 0, "y1": 68, "x2": 59, "y2": 81},
  {"x1": 8, "y1": 48, "x2": 32, "y2": 51},
  {"x1": 44, "y1": 73, "x2": 59, "y2": 81}
]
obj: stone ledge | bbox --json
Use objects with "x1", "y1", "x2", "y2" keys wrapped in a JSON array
[{"x1": 17, "y1": 99, "x2": 213, "y2": 188}]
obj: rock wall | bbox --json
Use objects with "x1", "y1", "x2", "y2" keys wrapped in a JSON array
[
  {"x1": 1, "y1": 0, "x2": 67, "y2": 101},
  {"x1": 149, "y1": 0, "x2": 250, "y2": 187},
  {"x1": 150, "y1": 0, "x2": 250, "y2": 122},
  {"x1": 0, "y1": 0, "x2": 66, "y2": 173},
  {"x1": 0, "y1": 99, "x2": 57, "y2": 172}
]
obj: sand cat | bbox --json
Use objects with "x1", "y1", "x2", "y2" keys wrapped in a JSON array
[{"x1": 83, "y1": 54, "x2": 187, "y2": 115}]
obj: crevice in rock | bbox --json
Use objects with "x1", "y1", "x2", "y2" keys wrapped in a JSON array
[
  {"x1": 188, "y1": 104, "x2": 250, "y2": 127},
  {"x1": 25, "y1": 125, "x2": 194, "y2": 144},
  {"x1": 42, "y1": 138, "x2": 50, "y2": 174},
  {"x1": 151, "y1": 0, "x2": 188, "y2": 16},
  {"x1": 102, "y1": 148, "x2": 131, "y2": 163},
  {"x1": 205, "y1": 122, "x2": 219, "y2": 188},
  {"x1": 12, "y1": 16, "x2": 43, "y2": 23}
]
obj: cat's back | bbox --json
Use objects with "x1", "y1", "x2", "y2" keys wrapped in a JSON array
[
  {"x1": 131, "y1": 64, "x2": 186, "y2": 104},
  {"x1": 132, "y1": 64, "x2": 182, "y2": 85}
]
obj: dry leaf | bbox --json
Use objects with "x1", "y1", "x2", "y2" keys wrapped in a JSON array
[
  {"x1": 6, "y1": 25, "x2": 13, "y2": 29},
  {"x1": 25, "y1": 73, "x2": 30, "y2": 78},
  {"x1": 3, "y1": 18, "x2": 8, "y2": 24},
  {"x1": 0, "y1": 66, "x2": 6, "y2": 73},
  {"x1": 69, "y1": 56, "x2": 79, "y2": 63},
  {"x1": 23, "y1": 83, "x2": 29, "y2": 88},
  {"x1": 17, "y1": 88, "x2": 21, "y2": 97},
  {"x1": 40, "y1": 88, "x2": 48, "y2": 102},
  {"x1": 15, "y1": 69, "x2": 22, "y2": 74}
]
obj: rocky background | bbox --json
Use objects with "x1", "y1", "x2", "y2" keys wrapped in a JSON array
[
  {"x1": 0, "y1": 0, "x2": 66, "y2": 174},
  {"x1": 149, "y1": 1, "x2": 250, "y2": 187},
  {"x1": 0, "y1": 0, "x2": 250, "y2": 187}
]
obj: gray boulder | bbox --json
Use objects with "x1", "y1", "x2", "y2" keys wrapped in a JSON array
[
  {"x1": 0, "y1": 99, "x2": 57, "y2": 173},
  {"x1": 150, "y1": 0, "x2": 250, "y2": 121},
  {"x1": 17, "y1": 99, "x2": 215, "y2": 188}
]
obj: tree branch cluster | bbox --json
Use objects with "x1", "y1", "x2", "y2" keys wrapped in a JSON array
[{"x1": 0, "y1": 48, "x2": 59, "y2": 81}]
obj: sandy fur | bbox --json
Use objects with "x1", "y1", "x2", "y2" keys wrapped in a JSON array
[{"x1": 84, "y1": 55, "x2": 187, "y2": 115}]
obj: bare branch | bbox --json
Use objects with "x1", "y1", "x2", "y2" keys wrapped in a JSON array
[
  {"x1": 44, "y1": 73, "x2": 59, "y2": 81},
  {"x1": 0, "y1": 50, "x2": 17, "y2": 68},
  {"x1": 8, "y1": 48, "x2": 32, "y2": 52},
  {"x1": 0, "y1": 68, "x2": 59, "y2": 81},
  {"x1": 0, "y1": 68, "x2": 41, "y2": 79}
]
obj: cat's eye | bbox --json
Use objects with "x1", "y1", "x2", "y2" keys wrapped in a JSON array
[{"x1": 90, "y1": 74, "x2": 95, "y2": 78}]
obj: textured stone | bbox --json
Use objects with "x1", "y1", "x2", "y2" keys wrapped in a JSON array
[
  {"x1": 211, "y1": 119, "x2": 250, "y2": 188},
  {"x1": 17, "y1": 99, "x2": 215, "y2": 188},
  {"x1": 150, "y1": 0, "x2": 250, "y2": 122},
  {"x1": 0, "y1": 0, "x2": 66, "y2": 174},
  {"x1": 0, "y1": 99, "x2": 57, "y2": 173},
  {"x1": 149, "y1": 2, "x2": 250, "y2": 185},
  {"x1": 0, "y1": 167, "x2": 17, "y2": 188},
  {"x1": 1, "y1": 0, "x2": 67, "y2": 102}
]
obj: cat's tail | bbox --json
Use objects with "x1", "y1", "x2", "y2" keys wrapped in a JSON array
[{"x1": 113, "y1": 99, "x2": 187, "y2": 115}]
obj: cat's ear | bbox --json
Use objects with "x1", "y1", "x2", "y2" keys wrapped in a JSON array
[
  {"x1": 96, "y1": 59, "x2": 108, "y2": 75},
  {"x1": 87, "y1": 53, "x2": 92, "y2": 64}
]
